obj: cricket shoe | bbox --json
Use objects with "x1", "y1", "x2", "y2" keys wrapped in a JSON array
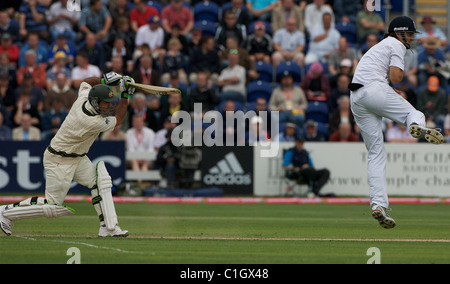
[
  {"x1": 371, "y1": 204, "x2": 396, "y2": 229},
  {"x1": 98, "y1": 225, "x2": 128, "y2": 237},
  {"x1": 0, "y1": 205, "x2": 12, "y2": 236},
  {"x1": 409, "y1": 124, "x2": 444, "y2": 144}
]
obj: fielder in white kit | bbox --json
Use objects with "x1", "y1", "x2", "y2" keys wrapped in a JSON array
[
  {"x1": 349, "y1": 16, "x2": 444, "y2": 229},
  {"x1": 0, "y1": 72, "x2": 135, "y2": 237}
]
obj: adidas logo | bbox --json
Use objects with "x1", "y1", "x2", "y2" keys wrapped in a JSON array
[{"x1": 203, "y1": 153, "x2": 251, "y2": 185}]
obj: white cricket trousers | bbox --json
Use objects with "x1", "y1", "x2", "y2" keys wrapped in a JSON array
[
  {"x1": 350, "y1": 81, "x2": 425, "y2": 208},
  {"x1": 43, "y1": 150, "x2": 97, "y2": 205}
]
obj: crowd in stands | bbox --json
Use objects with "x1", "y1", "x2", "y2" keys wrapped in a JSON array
[{"x1": 2, "y1": 0, "x2": 450, "y2": 156}]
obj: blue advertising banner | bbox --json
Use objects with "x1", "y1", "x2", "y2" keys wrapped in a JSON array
[{"x1": 0, "y1": 141, "x2": 125, "y2": 193}]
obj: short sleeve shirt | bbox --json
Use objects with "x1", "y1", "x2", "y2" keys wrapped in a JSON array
[{"x1": 352, "y1": 36, "x2": 406, "y2": 85}]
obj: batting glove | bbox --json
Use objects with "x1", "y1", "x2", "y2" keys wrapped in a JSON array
[
  {"x1": 102, "y1": 72, "x2": 122, "y2": 86},
  {"x1": 120, "y1": 76, "x2": 135, "y2": 99}
]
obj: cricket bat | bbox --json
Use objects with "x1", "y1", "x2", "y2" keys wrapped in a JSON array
[{"x1": 126, "y1": 82, "x2": 181, "y2": 95}]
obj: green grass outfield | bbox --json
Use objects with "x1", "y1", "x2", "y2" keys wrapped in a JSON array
[{"x1": 1, "y1": 201, "x2": 450, "y2": 264}]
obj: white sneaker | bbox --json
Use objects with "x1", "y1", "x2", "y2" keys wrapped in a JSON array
[
  {"x1": 371, "y1": 204, "x2": 396, "y2": 229},
  {"x1": 98, "y1": 225, "x2": 128, "y2": 237},
  {"x1": 409, "y1": 124, "x2": 444, "y2": 144},
  {"x1": 0, "y1": 205, "x2": 12, "y2": 236}
]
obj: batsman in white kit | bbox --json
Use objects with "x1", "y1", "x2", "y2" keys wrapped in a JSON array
[
  {"x1": 349, "y1": 16, "x2": 444, "y2": 229},
  {"x1": 0, "y1": 72, "x2": 135, "y2": 237}
]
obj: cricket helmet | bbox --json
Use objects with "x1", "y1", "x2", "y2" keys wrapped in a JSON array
[
  {"x1": 388, "y1": 16, "x2": 419, "y2": 49},
  {"x1": 88, "y1": 84, "x2": 119, "y2": 116}
]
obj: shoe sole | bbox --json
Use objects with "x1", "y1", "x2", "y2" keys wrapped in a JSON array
[
  {"x1": 1, "y1": 221, "x2": 11, "y2": 236},
  {"x1": 409, "y1": 125, "x2": 444, "y2": 144},
  {"x1": 372, "y1": 209, "x2": 396, "y2": 229}
]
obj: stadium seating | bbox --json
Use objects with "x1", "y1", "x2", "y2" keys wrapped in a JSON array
[
  {"x1": 335, "y1": 21, "x2": 357, "y2": 44},
  {"x1": 246, "y1": 80, "x2": 273, "y2": 102},
  {"x1": 193, "y1": 20, "x2": 218, "y2": 37},
  {"x1": 193, "y1": 1, "x2": 220, "y2": 23},
  {"x1": 147, "y1": 0, "x2": 163, "y2": 14},
  {"x1": 254, "y1": 61, "x2": 274, "y2": 83},
  {"x1": 305, "y1": 101, "x2": 329, "y2": 124},
  {"x1": 275, "y1": 61, "x2": 302, "y2": 83}
]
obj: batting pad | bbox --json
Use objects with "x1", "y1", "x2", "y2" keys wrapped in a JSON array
[
  {"x1": 2, "y1": 204, "x2": 75, "y2": 221},
  {"x1": 96, "y1": 161, "x2": 118, "y2": 230}
]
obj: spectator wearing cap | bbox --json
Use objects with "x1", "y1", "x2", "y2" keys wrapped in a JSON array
[
  {"x1": 304, "y1": 119, "x2": 326, "y2": 142},
  {"x1": 417, "y1": 75, "x2": 446, "y2": 127},
  {"x1": 272, "y1": 17, "x2": 305, "y2": 67},
  {"x1": 215, "y1": 9, "x2": 247, "y2": 52},
  {"x1": 246, "y1": 21, "x2": 273, "y2": 64},
  {"x1": 216, "y1": 49, "x2": 247, "y2": 103},
  {"x1": 47, "y1": 0, "x2": 80, "y2": 43},
  {"x1": 283, "y1": 133, "x2": 331, "y2": 197},
  {"x1": 328, "y1": 37, "x2": 358, "y2": 77},
  {"x1": 78, "y1": 0, "x2": 112, "y2": 42},
  {"x1": 161, "y1": 0, "x2": 194, "y2": 36},
  {"x1": 18, "y1": 0, "x2": 49, "y2": 41},
  {"x1": 279, "y1": 121, "x2": 299, "y2": 142},
  {"x1": 329, "y1": 58, "x2": 354, "y2": 89},
  {"x1": 130, "y1": 0, "x2": 159, "y2": 33},
  {"x1": 46, "y1": 51, "x2": 72, "y2": 90},
  {"x1": 18, "y1": 32, "x2": 48, "y2": 68},
  {"x1": 417, "y1": 37, "x2": 446, "y2": 90},
  {"x1": 48, "y1": 31, "x2": 76, "y2": 67},
  {"x1": 416, "y1": 16, "x2": 447, "y2": 51},
  {"x1": 135, "y1": 15, "x2": 166, "y2": 67},
  {"x1": 305, "y1": 12, "x2": 340, "y2": 65},
  {"x1": 300, "y1": 61, "x2": 331, "y2": 102},
  {"x1": 17, "y1": 50, "x2": 47, "y2": 89},
  {"x1": 269, "y1": 70, "x2": 307, "y2": 127},
  {"x1": 0, "y1": 33, "x2": 19, "y2": 66},
  {"x1": 0, "y1": 9, "x2": 19, "y2": 42},
  {"x1": 189, "y1": 36, "x2": 219, "y2": 84},
  {"x1": 271, "y1": 0, "x2": 304, "y2": 33}
]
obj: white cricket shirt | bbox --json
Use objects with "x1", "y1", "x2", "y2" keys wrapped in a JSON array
[
  {"x1": 47, "y1": 82, "x2": 117, "y2": 164},
  {"x1": 352, "y1": 36, "x2": 406, "y2": 85}
]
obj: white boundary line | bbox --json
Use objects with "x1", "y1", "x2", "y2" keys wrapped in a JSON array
[{"x1": 12, "y1": 235, "x2": 450, "y2": 243}]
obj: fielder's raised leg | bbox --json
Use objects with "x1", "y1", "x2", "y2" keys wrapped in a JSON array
[
  {"x1": 349, "y1": 16, "x2": 444, "y2": 229},
  {"x1": 0, "y1": 72, "x2": 135, "y2": 237}
]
